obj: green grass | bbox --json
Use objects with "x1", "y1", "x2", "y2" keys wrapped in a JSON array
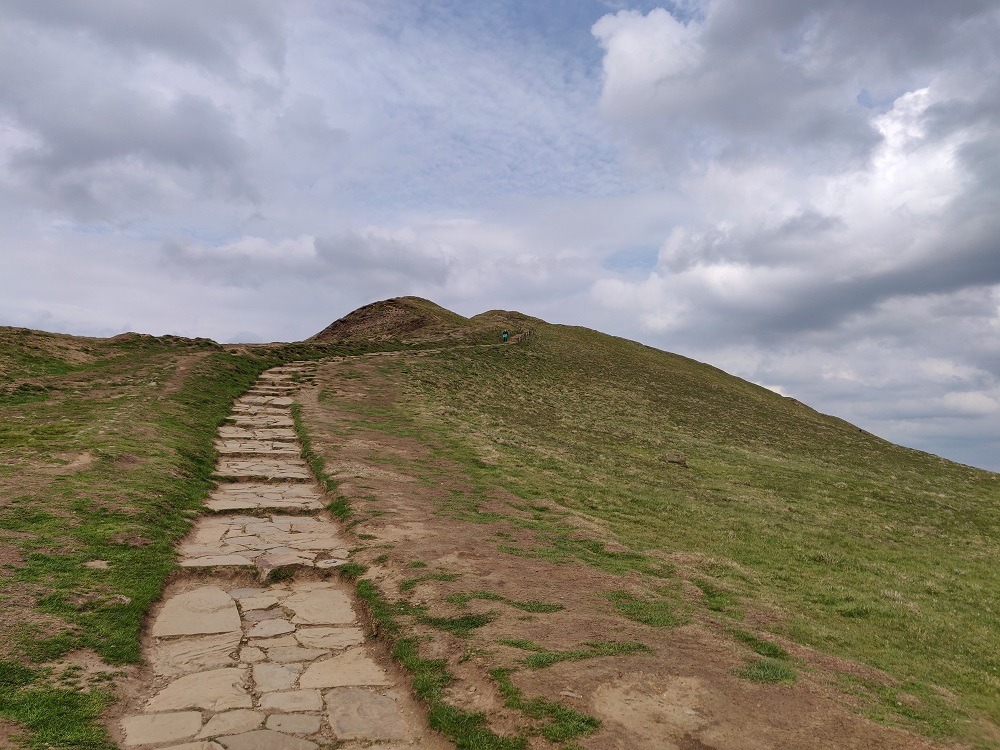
[
  {"x1": 499, "y1": 639, "x2": 651, "y2": 669},
  {"x1": 0, "y1": 326, "x2": 438, "y2": 749},
  {"x1": 490, "y1": 667, "x2": 601, "y2": 742},
  {"x1": 349, "y1": 319, "x2": 1000, "y2": 745},
  {"x1": 400, "y1": 572, "x2": 461, "y2": 591},
  {"x1": 445, "y1": 590, "x2": 564, "y2": 614},
  {"x1": 731, "y1": 628, "x2": 790, "y2": 660},
  {"x1": 604, "y1": 590, "x2": 686, "y2": 627},
  {"x1": 354, "y1": 579, "x2": 525, "y2": 748},
  {"x1": 736, "y1": 658, "x2": 797, "y2": 684}
]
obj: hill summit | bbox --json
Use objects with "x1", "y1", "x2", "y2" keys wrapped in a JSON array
[{"x1": 310, "y1": 295, "x2": 538, "y2": 345}]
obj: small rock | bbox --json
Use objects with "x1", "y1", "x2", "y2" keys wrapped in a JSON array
[
  {"x1": 560, "y1": 689, "x2": 583, "y2": 699},
  {"x1": 663, "y1": 453, "x2": 687, "y2": 467}
]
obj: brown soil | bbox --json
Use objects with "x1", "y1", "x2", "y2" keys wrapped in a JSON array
[{"x1": 299, "y1": 356, "x2": 960, "y2": 750}]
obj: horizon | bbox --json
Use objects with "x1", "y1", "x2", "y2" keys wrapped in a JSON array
[
  {"x1": 2, "y1": 2, "x2": 999, "y2": 472},
  {"x1": 6, "y1": 293, "x2": 999, "y2": 475}
]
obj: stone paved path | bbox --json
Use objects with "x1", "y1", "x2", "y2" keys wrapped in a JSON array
[{"x1": 119, "y1": 364, "x2": 444, "y2": 750}]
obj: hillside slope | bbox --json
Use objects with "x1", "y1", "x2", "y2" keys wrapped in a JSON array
[{"x1": 298, "y1": 298, "x2": 999, "y2": 749}]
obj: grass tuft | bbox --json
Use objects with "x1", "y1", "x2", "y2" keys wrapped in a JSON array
[{"x1": 736, "y1": 658, "x2": 797, "y2": 684}]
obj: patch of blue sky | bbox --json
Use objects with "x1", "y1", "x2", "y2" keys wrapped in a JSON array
[{"x1": 602, "y1": 245, "x2": 660, "y2": 273}]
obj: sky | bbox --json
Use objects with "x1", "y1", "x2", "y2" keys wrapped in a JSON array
[{"x1": 2, "y1": 1, "x2": 999, "y2": 471}]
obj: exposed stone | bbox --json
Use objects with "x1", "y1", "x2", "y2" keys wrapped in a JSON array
[
  {"x1": 252, "y1": 662, "x2": 301, "y2": 692},
  {"x1": 239, "y1": 596, "x2": 279, "y2": 611},
  {"x1": 239, "y1": 647, "x2": 266, "y2": 664},
  {"x1": 283, "y1": 588, "x2": 355, "y2": 625},
  {"x1": 122, "y1": 712, "x2": 202, "y2": 746},
  {"x1": 151, "y1": 631, "x2": 242, "y2": 677},
  {"x1": 258, "y1": 690, "x2": 323, "y2": 712},
  {"x1": 295, "y1": 627, "x2": 365, "y2": 650},
  {"x1": 265, "y1": 646, "x2": 329, "y2": 663},
  {"x1": 180, "y1": 555, "x2": 255, "y2": 568},
  {"x1": 153, "y1": 587, "x2": 241, "y2": 637},
  {"x1": 216, "y1": 730, "x2": 317, "y2": 750},
  {"x1": 299, "y1": 649, "x2": 390, "y2": 689},
  {"x1": 247, "y1": 619, "x2": 295, "y2": 638},
  {"x1": 264, "y1": 714, "x2": 321, "y2": 735},
  {"x1": 158, "y1": 743, "x2": 225, "y2": 750},
  {"x1": 229, "y1": 588, "x2": 268, "y2": 599},
  {"x1": 325, "y1": 687, "x2": 407, "y2": 741},
  {"x1": 196, "y1": 710, "x2": 264, "y2": 739},
  {"x1": 146, "y1": 668, "x2": 251, "y2": 712},
  {"x1": 249, "y1": 635, "x2": 298, "y2": 648}
]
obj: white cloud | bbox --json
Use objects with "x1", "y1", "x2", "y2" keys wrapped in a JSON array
[{"x1": 2, "y1": 0, "x2": 999, "y2": 470}]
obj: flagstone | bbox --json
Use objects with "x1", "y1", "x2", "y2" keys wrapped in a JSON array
[
  {"x1": 264, "y1": 713, "x2": 321, "y2": 735},
  {"x1": 153, "y1": 587, "x2": 240, "y2": 637},
  {"x1": 196, "y1": 710, "x2": 265, "y2": 739},
  {"x1": 252, "y1": 662, "x2": 301, "y2": 692},
  {"x1": 299, "y1": 650, "x2": 390, "y2": 689},
  {"x1": 151, "y1": 631, "x2": 241, "y2": 677},
  {"x1": 122, "y1": 712, "x2": 202, "y2": 746},
  {"x1": 265, "y1": 646, "x2": 329, "y2": 663},
  {"x1": 295, "y1": 627, "x2": 365, "y2": 650},
  {"x1": 258, "y1": 690, "x2": 323, "y2": 712},
  {"x1": 247, "y1": 619, "x2": 295, "y2": 638},
  {"x1": 325, "y1": 687, "x2": 407, "y2": 741},
  {"x1": 239, "y1": 595, "x2": 279, "y2": 611},
  {"x1": 249, "y1": 635, "x2": 299, "y2": 649},
  {"x1": 283, "y1": 589, "x2": 355, "y2": 625},
  {"x1": 239, "y1": 647, "x2": 266, "y2": 664},
  {"x1": 217, "y1": 730, "x2": 317, "y2": 750},
  {"x1": 181, "y1": 555, "x2": 255, "y2": 568},
  {"x1": 146, "y1": 668, "x2": 251, "y2": 712}
]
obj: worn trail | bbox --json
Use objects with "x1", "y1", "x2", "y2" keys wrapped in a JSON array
[{"x1": 118, "y1": 364, "x2": 440, "y2": 750}]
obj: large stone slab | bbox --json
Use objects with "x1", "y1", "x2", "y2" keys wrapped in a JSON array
[
  {"x1": 283, "y1": 589, "x2": 355, "y2": 625},
  {"x1": 151, "y1": 631, "x2": 242, "y2": 677},
  {"x1": 247, "y1": 619, "x2": 296, "y2": 638},
  {"x1": 295, "y1": 627, "x2": 365, "y2": 650},
  {"x1": 299, "y1": 649, "x2": 390, "y2": 689},
  {"x1": 258, "y1": 690, "x2": 323, "y2": 712},
  {"x1": 153, "y1": 586, "x2": 240, "y2": 637},
  {"x1": 122, "y1": 712, "x2": 202, "y2": 746},
  {"x1": 252, "y1": 662, "x2": 301, "y2": 692},
  {"x1": 325, "y1": 687, "x2": 407, "y2": 741},
  {"x1": 196, "y1": 710, "x2": 265, "y2": 739},
  {"x1": 180, "y1": 554, "x2": 255, "y2": 568},
  {"x1": 265, "y1": 714, "x2": 321, "y2": 735},
  {"x1": 216, "y1": 459, "x2": 311, "y2": 481},
  {"x1": 217, "y1": 730, "x2": 317, "y2": 750},
  {"x1": 146, "y1": 668, "x2": 252, "y2": 712}
]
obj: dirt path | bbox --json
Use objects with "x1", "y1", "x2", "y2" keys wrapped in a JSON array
[{"x1": 114, "y1": 364, "x2": 449, "y2": 750}]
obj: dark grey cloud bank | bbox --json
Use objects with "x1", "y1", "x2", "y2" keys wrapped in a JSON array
[{"x1": 1, "y1": 0, "x2": 998, "y2": 470}]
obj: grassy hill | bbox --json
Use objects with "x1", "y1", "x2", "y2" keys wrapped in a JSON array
[
  {"x1": 0, "y1": 298, "x2": 997, "y2": 749},
  {"x1": 297, "y1": 298, "x2": 999, "y2": 748}
]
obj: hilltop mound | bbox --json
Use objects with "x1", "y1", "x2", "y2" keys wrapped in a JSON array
[
  {"x1": 310, "y1": 296, "x2": 538, "y2": 345},
  {"x1": 310, "y1": 297, "x2": 469, "y2": 342}
]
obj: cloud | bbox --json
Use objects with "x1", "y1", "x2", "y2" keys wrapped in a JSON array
[{"x1": 2, "y1": 1, "x2": 999, "y2": 470}]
